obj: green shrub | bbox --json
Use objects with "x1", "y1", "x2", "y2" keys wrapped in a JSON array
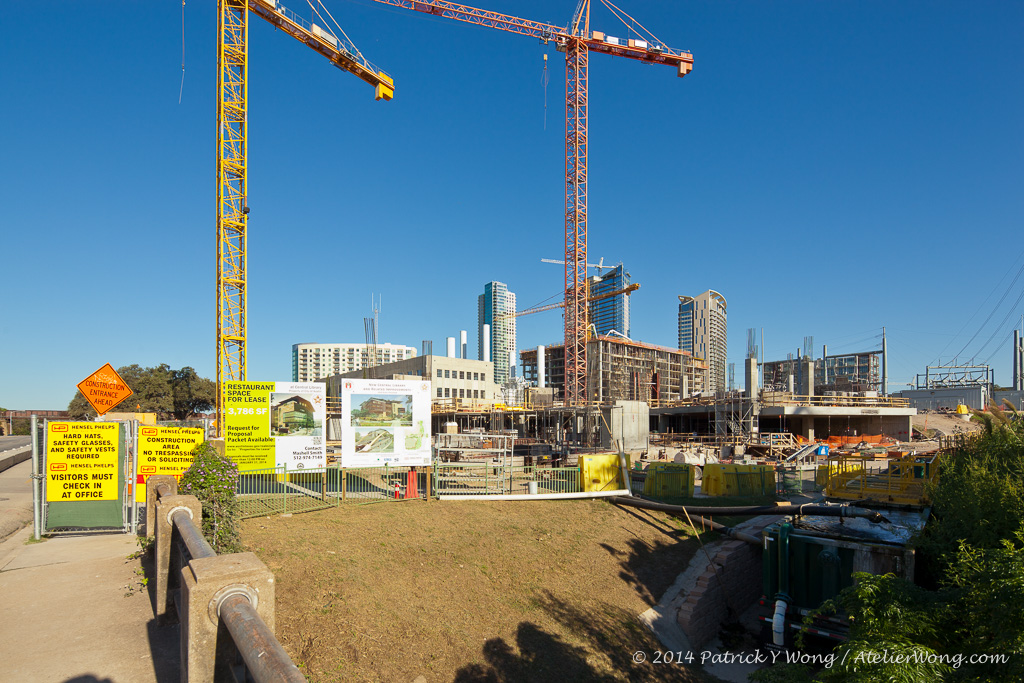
[{"x1": 178, "y1": 442, "x2": 243, "y2": 554}]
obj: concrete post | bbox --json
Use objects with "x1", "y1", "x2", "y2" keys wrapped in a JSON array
[
  {"x1": 180, "y1": 553, "x2": 277, "y2": 682},
  {"x1": 155, "y1": 493, "x2": 202, "y2": 620},
  {"x1": 146, "y1": 475, "x2": 178, "y2": 538},
  {"x1": 744, "y1": 357, "x2": 759, "y2": 399},
  {"x1": 802, "y1": 358, "x2": 815, "y2": 398}
]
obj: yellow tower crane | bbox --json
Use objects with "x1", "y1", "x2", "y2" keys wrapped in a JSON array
[{"x1": 216, "y1": 0, "x2": 394, "y2": 432}]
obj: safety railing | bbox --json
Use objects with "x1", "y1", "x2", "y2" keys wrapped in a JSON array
[
  {"x1": 433, "y1": 462, "x2": 580, "y2": 496},
  {"x1": 147, "y1": 476, "x2": 304, "y2": 682},
  {"x1": 761, "y1": 394, "x2": 910, "y2": 408},
  {"x1": 823, "y1": 453, "x2": 939, "y2": 505},
  {"x1": 235, "y1": 465, "x2": 431, "y2": 518}
]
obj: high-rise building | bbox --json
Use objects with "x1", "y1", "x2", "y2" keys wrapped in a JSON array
[
  {"x1": 678, "y1": 290, "x2": 727, "y2": 394},
  {"x1": 587, "y1": 264, "x2": 631, "y2": 338},
  {"x1": 478, "y1": 281, "x2": 517, "y2": 385},
  {"x1": 291, "y1": 342, "x2": 417, "y2": 382}
]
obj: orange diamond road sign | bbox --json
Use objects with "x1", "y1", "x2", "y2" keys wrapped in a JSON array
[{"x1": 77, "y1": 363, "x2": 134, "y2": 416}]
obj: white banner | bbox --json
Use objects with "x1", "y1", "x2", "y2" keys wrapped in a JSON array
[{"x1": 340, "y1": 378, "x2": 431, "y2": 468}]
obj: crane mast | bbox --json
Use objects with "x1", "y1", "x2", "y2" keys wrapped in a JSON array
[
  {"x1": 217, "y1": 0, "x2": 248, "y2": 429},
  {"x1": 372, "y1": 0, "x2": 691, "y2": 406},
  {"x1": 215, "y1": 0, "x2": 393, "y2": 433}
]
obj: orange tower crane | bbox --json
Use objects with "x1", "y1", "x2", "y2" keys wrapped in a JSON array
[
  {"x1": 372, "y1": 0, "x2": 692, "y2": 405},
  {"x1": 215, "y1": 0, "x2": 393, "y2": 431}
]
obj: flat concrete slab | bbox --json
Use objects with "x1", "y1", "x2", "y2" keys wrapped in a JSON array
[{"x1": 0, "y1": 460, "x2": 180, "y2": 682}]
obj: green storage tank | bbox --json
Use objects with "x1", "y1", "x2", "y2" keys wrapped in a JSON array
[{"x1": 759, "y1": 506, "x2": 930, "y2": 645}]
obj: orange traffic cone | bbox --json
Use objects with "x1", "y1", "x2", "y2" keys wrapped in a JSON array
[{"x1": 404, "y1": 468, "x2": 418, "y2": 499}]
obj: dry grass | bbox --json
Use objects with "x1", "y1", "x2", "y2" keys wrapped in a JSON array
[{"x1": 243, "y1": 498, "x2": 718, "y2": 682}]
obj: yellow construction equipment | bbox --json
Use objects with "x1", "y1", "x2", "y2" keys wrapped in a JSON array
[{"x1": 215, "y1": 1, "x2": 393, "y2": 432}]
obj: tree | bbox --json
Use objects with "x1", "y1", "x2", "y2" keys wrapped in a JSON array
[
  {"x1": 66, "y1": 364, "x2": 215, "y2": 420},
  {"x1": 170, "y1": 367, "x2": 215, "y2": 420}
]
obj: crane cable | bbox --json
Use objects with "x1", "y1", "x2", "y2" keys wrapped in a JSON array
[
  {"x1": 178, "y1": 1, "x2": 186, "y2": 104},
  {"x1": 541, "y1": 53, "x2": 549, "y2": 130},
  {"x1": 309, "y1": 0, "x2": 362, "y2": 63},
  {"x1": 599, "y1": 0, "x2": 666, "y2": 48}
]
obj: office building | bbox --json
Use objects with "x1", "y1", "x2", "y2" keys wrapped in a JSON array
[
  {"x1": 291, "y1": 342, "x2": 417, "y2": 382},
  {"x1": 587, "y1": 264, "x2": 631, "y2": 338},
  {"x1": 478, "y1": 281, "x2": 517, "y2": 385},
  {"x1": 678, "y1": 290, "x2": 727, "y2": 394},
  {"x1": 331, "y1": 355, "x2": 499, "y2": 403}
]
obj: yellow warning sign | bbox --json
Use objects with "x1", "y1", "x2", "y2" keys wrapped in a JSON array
[
  {"x1": 77, "y1": 363, "x2": 134, "y2": 416},
  {"x1": 46, "y1": 422, "x2": 120, "y2": 501},
  {"x1": 135, "y1": 426, "x2": 204, "y2": 503}
]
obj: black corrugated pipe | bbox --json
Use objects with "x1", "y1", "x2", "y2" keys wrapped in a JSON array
[{"x1": 607, "y1": 496, "x2": 890, "y2": 524}]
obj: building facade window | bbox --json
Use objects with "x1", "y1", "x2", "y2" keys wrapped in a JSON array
[{"x1": 437, "y1": 388, "x2": 442, "y2": 398}]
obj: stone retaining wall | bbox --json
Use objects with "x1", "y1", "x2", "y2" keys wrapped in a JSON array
[{"x1": 676, "y1": 517, "x2": 778, "y2": 649}]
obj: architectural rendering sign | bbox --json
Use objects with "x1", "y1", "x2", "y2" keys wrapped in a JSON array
[
  {"x1": 223, "y1": 381, "x2": 326, "y2": 471},
  {"x1": 135, "y1": 426, "x2": 205, "y2": 503},
  {"x1": 45, "y1": 422, "x2": 120, "y2": 501},
  {"x1": 340, "y1": 378, "x2": 431, "y2": 468}
]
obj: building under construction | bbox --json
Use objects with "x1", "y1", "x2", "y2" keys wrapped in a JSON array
[
  {"x1": 521, "y1": 336, "x2": 709, "y2": 404},
  {"x1": 763, "y1": 351, "x2": 882, "y2": 394}
]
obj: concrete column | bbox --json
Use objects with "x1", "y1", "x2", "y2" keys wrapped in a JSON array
[
  {"x1": 803, "y1": 417, "x2": 815, "y2": 442},
  {"x1": 537, "y1": 345, "x2": 546, "y2": 388},
  {"x1": 801, "y1": 359, "x2": 815, "y2": 397},
  {"x1": 446, "y1": 337, "x2": 456, "y2": 358},
  {"x1": 180, "y1": 552, "x2": 277, "y2": 682},
  {"x1": 146, "y1": 474, "x2": 178, "y2": 539},
  {"x1": 745, "y1": 357, "x2": 759, "y2": 399},
  {"x1": 154, "y1": 493, "x2": 202, "y2": 620}
]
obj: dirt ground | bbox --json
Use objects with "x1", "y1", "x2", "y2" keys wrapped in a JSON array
[
  {"x1": 910, "y1": 410, "x2": 982, "y2": 451},
  {"x1": 242, "y1": 499, "x2": 720, "y2": 683}
]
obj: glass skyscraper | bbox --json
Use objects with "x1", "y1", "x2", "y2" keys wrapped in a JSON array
[
  {"x1": 587, "y1": 264, "x2": 631, "y2": 338},
  {"x1": 478, "y1": 281, "x2": 517, "y2": 385}
]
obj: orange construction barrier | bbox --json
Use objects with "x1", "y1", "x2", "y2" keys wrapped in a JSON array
[{"x1": 404, "y1": 468, "x2": 418, "y2": 499}]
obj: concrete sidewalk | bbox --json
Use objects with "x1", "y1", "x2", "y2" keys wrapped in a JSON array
[{"x1": 0, "y1": 461, "x2": 180, "y2": 682}]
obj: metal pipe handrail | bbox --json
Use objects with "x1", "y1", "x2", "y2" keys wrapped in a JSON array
[
  {"x1": 154, "y1": 482, "x2": 303, "y2": 682},
  {"x1": 220, "y1": 594, "x2": 306, "y2": 683},
  {"x1": 608, "y1": 496, "x2": 889, "y2": 523},
  {"x1": 171, "y1": 509, "x2": 217, "y2": 560}
]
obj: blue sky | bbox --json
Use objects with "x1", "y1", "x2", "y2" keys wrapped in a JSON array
[{"x1": 1, "y1": 0, "x2": 1021, "y2": 409}]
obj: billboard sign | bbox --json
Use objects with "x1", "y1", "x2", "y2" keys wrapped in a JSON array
[
  {"x1": 223, "y1": 381, "x2": 326, "y2": 471},
  {"x1": 340, "y1": 378, "x2": 431, "y2": 468}
]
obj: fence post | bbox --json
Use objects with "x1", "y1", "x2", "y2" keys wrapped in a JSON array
[
  {"x1": 154, "y1": 491, "x2": 202, "y2": 620},
  {"x1": 426, "y1": 466, "x2": 431, "y2": 501},
  {"x1": 341, "y1": 467, "x2": 347, "y2": 502},
  {"x1": 180, "y1": 552, "x2": 277, "y2": 681}
]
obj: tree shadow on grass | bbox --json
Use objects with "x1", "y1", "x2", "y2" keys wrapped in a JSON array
[
  {"x1": 598, "y1": 506, "x2": 707, "y2": 606},
  {"x1": 452, "y1": 591, "x2": 706, "y2": 683}
]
